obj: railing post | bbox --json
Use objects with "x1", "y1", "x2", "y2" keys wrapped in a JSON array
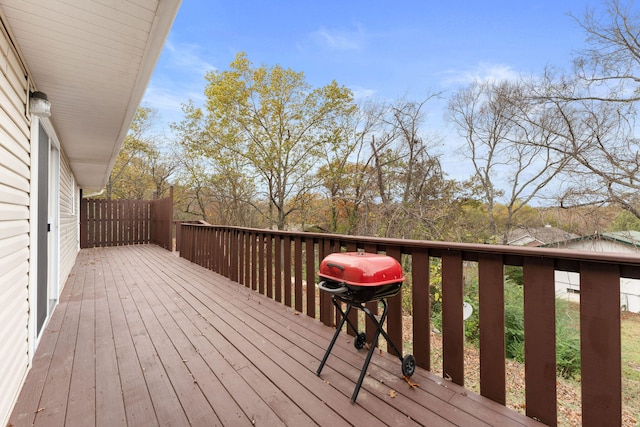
[
  {"x1": 305, "y1": 238, "x2": 316, "y2": 318},
  {"x1": 319, "y1": 239, "x2": 333, "y2": 327},
  {"x1": 258, "y1": 233, "x2": 265, "y2": 294},
  {"x1": 244, "y1": 231, "x2": 251, "y2": 288},
  {"x1": 479, "y1": 253, "x2": 506, "y2": 405},
  {"x1": 266, "y1": 234, "x2": 274, "y2": 299},
  {"x1": 283, "y1": 235, "x2": 292, "y2": 307},
  {"x1": 580, "y1": 262, "x2": 621, "y2": 427},
  {"x1": 524, "y1": 257, "x2": 557, "y2": 426},
  {"x1": 411, "y1": 249, "x2": 430, "y2": 370},
  {"x1": 274, "y1": 235, "x2": 282, "y2": 302},
  {"x1": 442, "y1": 251, "x2": 464, "y2": 386},
  {"x1": 345, "y1": 241, "x2": 359, "y2": 337},
  {"x1": 364, "y1": 243, "x2": 379, "y2": 346},
  {"x1": 251, "y1": 232, "x2": 258, "y2": 291},
  {"x1": 294, "y1": 236, "x2": 303, "y2": 312},
  {"x1": 386, "y1": 246, "x2": 403, "y2": 357}
]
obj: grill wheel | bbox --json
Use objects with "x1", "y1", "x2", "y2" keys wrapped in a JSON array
[
  {"x1": 354, "y1": 332, "x2": 367, "y2": 350},
  {"x1": 402, "y1": 354, "x2": 416, "y2": 377}
]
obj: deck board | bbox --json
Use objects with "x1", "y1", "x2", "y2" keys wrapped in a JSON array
[{"x1": 9, "y1": 245, "x2": 544, "y2": 426}]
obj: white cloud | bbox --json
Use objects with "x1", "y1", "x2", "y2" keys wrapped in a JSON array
[
  {"x1": 440, "y1": 63, "x2": 520, "y2": 87},
  {"x1": 143, "y1": 85, "x2": 203, "y2": 112},
  {"x1": 350, "y1": 85, "x2": 377, "y2": 100},
  {"x1": 310, "y1": 24, "x2": 366, "y2": 51},
  {"x1": 163, "y1": 39, "x2": 217, "y2": 77}
]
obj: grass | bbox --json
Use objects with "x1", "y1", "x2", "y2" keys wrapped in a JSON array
[
  {"x1": 561, "y1": 303, "x2": 640, "y2": 425},
  {"x1": 621, "y1": 311, "x2": 640, "y2": 425}
]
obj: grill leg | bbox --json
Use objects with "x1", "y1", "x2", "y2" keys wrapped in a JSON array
[
  {"x1": 351, "y1": 299, "x2": 389, "y2": 402},
  {"x1": 376, "y1": 310, "x2": 404, "y2": 362},
  {"x1": 316, "y1": 298, "x2": 353, "y2": 377}
]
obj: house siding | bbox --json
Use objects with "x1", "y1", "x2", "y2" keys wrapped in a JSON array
[
  {"x1": 554, "y1": 239, "x2": 640, "y2": 312},
  {"x1": 0, "y1": 18, "x2": 31, "y2": 427},
  {"x1": 59, "y1": 149, "x2": 79, "y2": 285}
]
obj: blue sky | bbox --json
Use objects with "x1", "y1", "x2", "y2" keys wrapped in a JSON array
[{"x1": 143, "y1": 0, "x2": 602, "y2": 177}]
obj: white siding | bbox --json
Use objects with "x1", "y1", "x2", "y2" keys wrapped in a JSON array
[
  {"x1": 0, "y1": 19, "x2": 31, "y2": 427},
  {"x1": 59, "y1": 149, "x2": 78, "y2": 286},
  {"x1": 556, "y1": 270, "x2": 640, "y2": 313}
]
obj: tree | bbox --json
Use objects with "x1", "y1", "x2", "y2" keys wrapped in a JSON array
[
  {"x1": 357, "y1": 97, "x2": 456, "y2": 240},
  {"x1": 147, "y1": 144, "x2": 180, "y2": 199},
  {"x1": 106, "y1": 107, "x2": 176, "y2": 200},
  {"x1": 193, "y1": 52, "x2": 355, "y2": 230},
  {"x1": 537, "y1": 0, "x2": 640, "y2": 219},
  {"x1": 533, "y1": 81, "x2": 640, "y2": 215},
  {"x1": 172, "y1": 101, "x2": 257, "y2": 225},
  {"x1": 571, "y1": 0, "x2": 640, "y2": 103},
  {"x1": 447, "y1": 80, "x2": 568, "y2": 243},
  {"x1": 315, "y1": 99, "x2": 382, "y2": 234}
]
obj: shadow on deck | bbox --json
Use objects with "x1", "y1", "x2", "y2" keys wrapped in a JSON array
[{"x1": 9, "y1": 245, "x2": 542, "y2": 426}]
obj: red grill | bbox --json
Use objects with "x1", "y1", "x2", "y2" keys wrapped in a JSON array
[{"x1": 315, "y1": 252, "x2": 416, "y2": 402}]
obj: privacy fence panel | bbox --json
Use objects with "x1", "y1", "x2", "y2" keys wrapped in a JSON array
[{"x1": 80, "y1": 193, "x2": 173, "y2": 249}]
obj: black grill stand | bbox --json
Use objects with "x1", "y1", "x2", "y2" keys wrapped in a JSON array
[{"x1": 316, "y1": 295, "x2": 416, "y2": 403}]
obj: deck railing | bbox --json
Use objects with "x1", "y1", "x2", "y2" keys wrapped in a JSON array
[{"x1": 177, "y1": 223, "x2": 640, "y2": 427}]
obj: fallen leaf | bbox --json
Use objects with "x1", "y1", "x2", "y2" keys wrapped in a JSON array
[{"x1": 388, "y1": 389, "x2": 397, "y2": 398}]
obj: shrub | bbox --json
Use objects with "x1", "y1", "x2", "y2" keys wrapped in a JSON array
[
  {"x1": 504, "y1": 265, "x2": 523, "y2": 286},
  {"x1": 555, "y1": 300, "x2": 581, "y2": 379},
  {"x1": 504, "y1": 280, "x2": 525, "y2": 360},
  {"x1": 425, "y1": 264, "x2": 580, "y2": 380}
]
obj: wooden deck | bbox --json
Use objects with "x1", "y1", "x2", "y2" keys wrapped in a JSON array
[{"x1": 9, "y1": 245, "x2": 543, "y2": 426}]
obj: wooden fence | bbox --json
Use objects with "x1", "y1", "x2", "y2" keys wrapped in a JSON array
[
  {"x1": 80, "y1": 189, "x2": 173, "y2": 249},
  {"x1": 150, "y1": 187, "x2": 174, "y2": 250}
]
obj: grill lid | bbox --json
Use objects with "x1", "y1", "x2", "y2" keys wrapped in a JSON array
[{"x1": 318, "y1": 252, "x2": 404, "y2": 287}]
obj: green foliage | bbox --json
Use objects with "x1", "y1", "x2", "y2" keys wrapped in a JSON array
[
  {"x1": 501, "y1": 285, "x2": 581, "y2": 379},
  {"x1": 106, "y1": 107, "x2": 176, "y2": 200},
  {"x1": 610, "y1": 209, "x2": 640, "y2": 232},
  {"x1": 554, "y1": 300, "x2": 581, "y2": 379},
  {"x1": 427, "y1": 267, "x2": 581, "y2": 380},
  {"x1": 503, "y1": 280, "x2": 525, "y2": 360},
  {"x1": 504, "y1": 265, "x2": 523, "y2": 286},
  {"x1": 197, "y1": 52, "x2": 356, "y2": 229}
]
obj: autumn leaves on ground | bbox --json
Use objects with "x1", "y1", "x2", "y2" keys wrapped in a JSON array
[{"x1": 399, "y1": 311, "x2": 640, "y2": 427}]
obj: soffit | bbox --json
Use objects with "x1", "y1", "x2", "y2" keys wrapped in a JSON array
[{"x1": 0, "y1": 0, "x2": 181, "y2": 189}]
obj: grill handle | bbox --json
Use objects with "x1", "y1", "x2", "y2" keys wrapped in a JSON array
[
  {"x1": 317, "y1": 281, "x2": 348, "y2": 295},
  {"x1": 325, "y1": 262, "x2": 345, "y2": 271}
]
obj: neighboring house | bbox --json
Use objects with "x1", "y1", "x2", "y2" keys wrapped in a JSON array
[
  {"x1": 0, "y1": 1, "x2": 181, "y2": 424},
  {"x1": 543, "y1": 231, "x2": 640, "y2": 313},
  {"x1": 505, "y1": 225, "x2": 580, "y2": 247}
]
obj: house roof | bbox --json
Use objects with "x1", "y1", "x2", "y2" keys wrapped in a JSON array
[
  {"x1": 506, "y1": 226, "x2": 580, "y2": 247},
  {"x1": 603, "y1": 231, "x2": 640, "y2": 247},
  {"x1": 0, "y1": 0, "x2": 181, "y2": 189},
  {"x1": 549, "y1": 230, "x2": 640, "y2": 249}
]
